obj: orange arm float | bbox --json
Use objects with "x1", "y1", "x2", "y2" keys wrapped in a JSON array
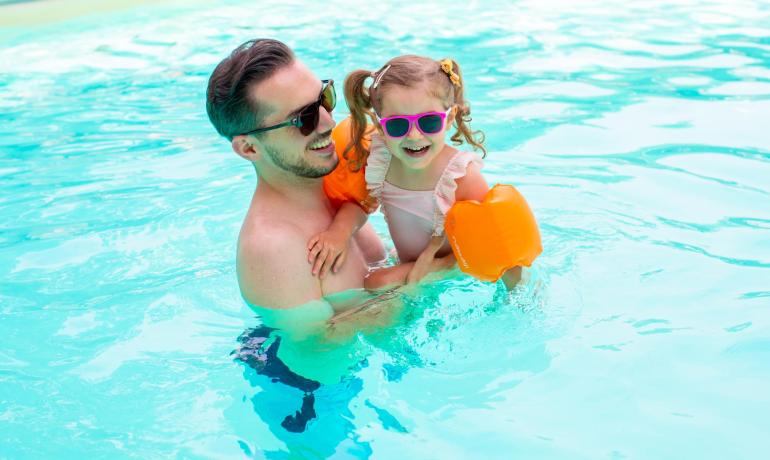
[
  {"x1": 444, "y1": 184, "x2": 542, "y2": 282},
  {"x1": 323, "y1": 117, "x2": 376, "y2": 212}
]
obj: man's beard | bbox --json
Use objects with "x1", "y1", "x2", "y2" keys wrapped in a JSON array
[{"x1": 264, "y1": 143, "x2": 338, "y2": 179}]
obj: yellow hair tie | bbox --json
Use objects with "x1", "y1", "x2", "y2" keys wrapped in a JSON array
[{"x1": 440, "y1": 58, "x2": 461, "y2": 87}]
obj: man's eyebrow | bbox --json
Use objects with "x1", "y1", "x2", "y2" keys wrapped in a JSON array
[
  {"x1": 283, "y1": 103, "x2": 307, "y2": 120},
  {"x1": 280, "y1": 81, "x2": 323, "y2": 119}
]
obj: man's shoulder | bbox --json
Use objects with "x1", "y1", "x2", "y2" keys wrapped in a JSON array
[
  {"x1": 236, "y1": 217, "x2": 321, "y2": 308},
  {"x1": 238, "y1": 217, "x2": 304, "y2": 258}
]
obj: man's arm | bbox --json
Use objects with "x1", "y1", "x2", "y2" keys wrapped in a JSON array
[
  {"x1": 364, "y1": 252, "x2": 457, "y2": 290},
  {"x1": 237, "y1": 226, "x2": 324, "y2": 309}
]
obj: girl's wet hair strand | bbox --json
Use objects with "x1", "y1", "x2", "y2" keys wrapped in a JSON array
[
  {"x1": 442, "y1": 58, "x2": 486, "y2": 157},
  {"x1": 343, "y1": 69, "x2": 378, "y2": 171}
]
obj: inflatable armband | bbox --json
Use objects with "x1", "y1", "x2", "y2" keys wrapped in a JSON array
[
  {"x1": 444, "y1": 184, "x2": 542, "y2": 282},
  {"x1": 323, "y1": 117, "x2": 375, "y2": 212}
]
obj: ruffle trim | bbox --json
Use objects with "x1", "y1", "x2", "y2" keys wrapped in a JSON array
[
  {"x1": 432, "y1": 151, "x2": 484, "y2": 236},
  {"x1": 364, "y1": 133, "x2": 392, "y2": 208}
]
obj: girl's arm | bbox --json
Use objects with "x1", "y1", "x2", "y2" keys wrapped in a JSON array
[
  {"x1": 307, "y1": 202, "x2": 369, "y2": 279},
  {"x1": 454, "y1": 161, "x2": 489, "y2": 201}
]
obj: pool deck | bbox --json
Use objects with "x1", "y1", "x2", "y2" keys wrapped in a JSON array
[{"x1": 0, "y1": 0, "x2": 184, "y2": 27}]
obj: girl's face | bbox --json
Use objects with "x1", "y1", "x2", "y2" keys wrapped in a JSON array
[{"x1": 377, "y1": 83, "x2": 453, "y2": 171}]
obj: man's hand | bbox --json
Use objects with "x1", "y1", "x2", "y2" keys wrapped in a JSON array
[
  {"x1": 307, "y1": 226, "x2": 352, "y2": 279},
  {"x1": 365, "y1": 238, "x2": 457, "y2": 291},
  {"x1": 426, "y1": 251, "x2": 457, "y2": 279},
  {"x1": 406, "y1": 235, "x2": 445, "y2": 284}
]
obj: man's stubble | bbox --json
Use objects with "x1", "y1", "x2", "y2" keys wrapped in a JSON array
[{"x1": 263, "y1": 143, "x2": 338, "y2": 179}]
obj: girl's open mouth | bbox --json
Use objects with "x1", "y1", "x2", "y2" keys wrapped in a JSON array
[{"x1": 402, "y1": 145, "x2": 430, "y2": 157}]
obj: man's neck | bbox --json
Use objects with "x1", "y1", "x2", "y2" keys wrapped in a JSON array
[{"x1": 254, "y1": 168, "x2": 331, "y2": 213}]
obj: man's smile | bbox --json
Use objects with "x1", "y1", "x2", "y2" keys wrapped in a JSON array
[{"x1": 307, "y1": 131, "x2": 335, "y2": 155}]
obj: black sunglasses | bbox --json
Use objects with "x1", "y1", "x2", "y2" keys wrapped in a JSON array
[{"x1": 240, "y1": 79, "x2": 335, "y2": 137}]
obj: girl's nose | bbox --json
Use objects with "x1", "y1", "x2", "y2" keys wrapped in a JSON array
[{"x1": 405, "y1": 122, "x2": 423, "y2": 139}]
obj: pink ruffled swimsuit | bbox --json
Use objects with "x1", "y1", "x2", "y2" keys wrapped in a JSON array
[{"x1": 365, "y1": 134, "x2": 484, "y2": 262}]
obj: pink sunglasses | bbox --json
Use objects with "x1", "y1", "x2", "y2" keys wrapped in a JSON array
[{"x1": 378, "y1": 108, "x2": 452, "y2": 138}]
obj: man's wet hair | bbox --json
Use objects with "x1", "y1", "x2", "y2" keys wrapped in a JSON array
[{"x1": 206, "y1": 38, "x2": 295, "y2": 140}]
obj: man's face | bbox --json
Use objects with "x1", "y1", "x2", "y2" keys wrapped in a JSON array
[{"x1": 247, "y1": 60, "x2": 338, "y2": 178}]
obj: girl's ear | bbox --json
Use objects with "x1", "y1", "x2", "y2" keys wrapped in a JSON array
[{"x1": 231, "y1": 135, "x2": 262, "y2": 162}]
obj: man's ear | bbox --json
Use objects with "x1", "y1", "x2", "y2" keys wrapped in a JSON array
[{"x1": 231, "y1": 135, "x2": 262, "y2": 162}]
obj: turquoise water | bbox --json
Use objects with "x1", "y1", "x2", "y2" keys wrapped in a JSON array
[{"x1": 2, "y1": 0, "x2": 770, "y2": 457}]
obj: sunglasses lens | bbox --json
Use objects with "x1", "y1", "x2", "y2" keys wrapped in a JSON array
[
  {"x1": 298, "y1": 106, "x2": 319, "y2": 136},
  {"x1": 298, "y1": 81, "x2": 334, "y2": 136},
  {"x1": 417, "y1": 114, "x2": 444, "y2": 134},
  {"x1": 322, "y1": 82, "x2": 336, "y2": 112},
  {"x1": 384, "y1": 118, "x2": 410, "y2": 137}
]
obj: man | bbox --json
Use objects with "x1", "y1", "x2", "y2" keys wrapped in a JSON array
[
  {"x1": 206, "y1": 39, "x2": 451, "y2": 311},
  {"x1": 207, "y1": 39, "x2": 457, "y2": 433}
]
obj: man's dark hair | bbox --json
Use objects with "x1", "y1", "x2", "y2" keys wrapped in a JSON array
[{"x1": 206, "y1": 39, "x2": 295, "y2": 140}]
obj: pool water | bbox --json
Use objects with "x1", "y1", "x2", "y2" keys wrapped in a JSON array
[{"x1": 2, "y1": 0, "x2": 770, "y2": 458}]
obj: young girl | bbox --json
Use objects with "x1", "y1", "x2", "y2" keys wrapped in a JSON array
[{"x1": 308, "y1": 55, "x2": 521, "y2": 288}]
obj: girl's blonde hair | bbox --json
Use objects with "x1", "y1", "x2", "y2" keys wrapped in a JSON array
[{"x1": 343, "y1": 55, "x2": 486, "y2": 171}]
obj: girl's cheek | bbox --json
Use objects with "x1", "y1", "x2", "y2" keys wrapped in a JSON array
[{"x1": 385, "y1": 139, "x2": 401, "y2": 153}]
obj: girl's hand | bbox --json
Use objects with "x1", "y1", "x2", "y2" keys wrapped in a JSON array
[{"x1": 307, "y1": 227, "x2": 352, "y2": 279}]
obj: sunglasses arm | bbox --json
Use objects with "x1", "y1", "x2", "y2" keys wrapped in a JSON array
[{"x1": 242, "y1": 119, "x2": 298, "y2": 136}]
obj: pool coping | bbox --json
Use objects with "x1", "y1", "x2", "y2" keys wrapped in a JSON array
[{"x1": 0, "y1": 0, "x2": 187, "y2": 28}]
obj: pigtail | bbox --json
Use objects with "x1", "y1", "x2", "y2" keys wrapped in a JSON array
[
  {"x1": 444, "y1": 59, "x2": 487, "y2": 157},
  {"x1": 343, "y1": 70, "x2": 377, "y2": 171}
]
